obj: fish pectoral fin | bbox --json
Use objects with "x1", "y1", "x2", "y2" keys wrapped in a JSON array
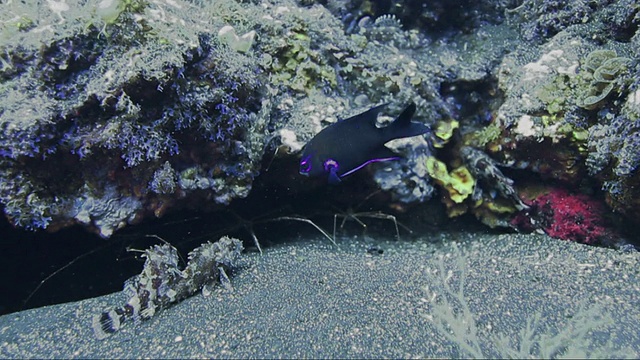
[{"x1": 328, "y1": 167, "x2": 342, "y2": 185}]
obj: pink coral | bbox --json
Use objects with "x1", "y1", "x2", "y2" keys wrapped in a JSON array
[{"x1": 511, "y1": 187, "x2": 613, "y2": 245}]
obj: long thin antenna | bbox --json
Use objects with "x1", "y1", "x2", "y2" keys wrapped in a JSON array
[
  {"x1": 22, "y1": 243, "x2": 109, "y2": 310},
  {"x1": 268, "y1": 216, "x2": 336, "y2": 246}
]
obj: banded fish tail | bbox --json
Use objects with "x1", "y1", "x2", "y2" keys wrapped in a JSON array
[{"x1": 92, "y1": 307, "x2": 128, "y2": 340}]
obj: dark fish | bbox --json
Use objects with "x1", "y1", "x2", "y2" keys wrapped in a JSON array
[{"x1": 299, "y1": 102, "x2": 429, "y2": 184}]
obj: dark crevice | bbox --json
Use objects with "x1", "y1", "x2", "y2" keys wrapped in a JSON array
[{"x1": 0, "y1": 155, "x2": 439, "y2": 316}]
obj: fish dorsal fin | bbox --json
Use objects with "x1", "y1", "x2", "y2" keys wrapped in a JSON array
[
  {"x1": 394, "y1": 102, "x2": 416, "y2": 127},
  {"x1": 384, "y1": 102, "x2": 429, "y2": 140},
  {"x1": 344, "y1": 103, "x2": 389, "y2": 127}
]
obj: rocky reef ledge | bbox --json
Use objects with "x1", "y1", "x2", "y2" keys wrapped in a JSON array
[{"x1": 1, "y1": 0, "x2": 639, "y2": 243}]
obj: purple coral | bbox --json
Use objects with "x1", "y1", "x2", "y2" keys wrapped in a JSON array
[{"x1": 0, "y1": 1, "x2": 270, "y2": 234}]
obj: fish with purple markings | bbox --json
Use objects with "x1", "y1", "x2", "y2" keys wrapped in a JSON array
[{"x1": 299, "y1": 102, "x2": 429, "y2": 184}]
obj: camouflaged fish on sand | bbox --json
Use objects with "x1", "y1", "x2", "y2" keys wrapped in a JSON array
[{"x1": 92, "y1": 236, "x2": 243, "y2": 339}]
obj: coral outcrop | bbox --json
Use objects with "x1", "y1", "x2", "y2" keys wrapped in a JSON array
[
  {"x1": 1, "y1": 0, "x2": 639, "y2": 241},
  {"x1": 511, "y1": 187, "x2": 616, "y2": 246},
  {"x1": 0, "y1": 0, "x2": 273, "y2": 236}
]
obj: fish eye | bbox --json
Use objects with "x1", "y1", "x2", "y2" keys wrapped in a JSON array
[
  {"x1": 323, "y1": 159, "x2": 339, "y2": 172},
  {"x1": 300, "y1": 156, "x2": 311, "y2": 174}
]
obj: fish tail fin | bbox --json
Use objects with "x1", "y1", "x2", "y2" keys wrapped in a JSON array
[
  {"x1": 92, "y1": 307, "x2": 127, "y2": 339},
  {"x1": 384, "y1": 102, "x2": 430, "y2": 140}
]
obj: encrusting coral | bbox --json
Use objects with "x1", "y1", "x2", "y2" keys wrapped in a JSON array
[
  {"x1": 511, "y1": 187, "x2": 617, "y2": 246},
  {"x1": 0, "y1": 0, "x2": 272, "y2": 236},
  {"x1": 577, "y1": 49, "x2": 632, "y2": 110},
  {"x1": 0, "y1": 0, "x2": 638, "y2": 241}
]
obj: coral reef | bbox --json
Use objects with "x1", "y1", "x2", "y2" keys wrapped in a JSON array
[
  {"x1": 427, "y1": 157, "x2": 474, "y2": 205},
  {"x1": 92, "y1": 235, "x2": 243, "y2": 339},
  {"x1": 476, "y1": 18, "x2": 640, "y2": 223},
  {"x1": 0, "y1": 0, "x2": 273, "y2": 236},
  {"x1": 508, "y1": 0, "x2": 604, "y2": 42},
  {"x1": 511, "y1": 187, "x2": 616, "y2": 245},
  {"x1": 577, "y1": 49, "x2": 632, "y2": 110},
  {"x1": 422, "y1": 144, "x2": 527, "y2": 227},
  {"x1": 460, "y1": 146, "x2": 528, "y2": 211},
  {"x1": 0, "y1": 0, "x2": 638, "y2": 238},
  {"x1": 506, "y1": 0, "x2": 640, "y2": 43},
  {"x1": 372, "y1": 134, "x2": 435, "y2": 204},
  {"x1": 331, "y1": 0, "x2": 510, "y2": 37},
  {"x1": 587, "y1": 116, "x2": 640, "y2": 219},
  {"x1": 2, "y1": 0, "x2": 488, "y2": 235}
]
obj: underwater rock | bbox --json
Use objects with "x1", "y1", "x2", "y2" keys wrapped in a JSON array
[
  {"x1": 1, "y1": 0, "x2": 467, "y2": 236},
  {"x1": 1, "y1": 0, "x2": 638, "y2": 238},
  {"x1": 0, "y1": 0, "x2": 276, "y2": 236},
  {"x1": 511, "y1": 187, "x2": 619, "y2": 246},
  {"x1": 481, "y1": 24, "x2": 639, "y2": 223},
  {"x1": 587, "y1": 116, "x2": 640, "y2": 220},
  {"x1": 577, "y1": 49, "x2": 632, "y2": 110}
]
